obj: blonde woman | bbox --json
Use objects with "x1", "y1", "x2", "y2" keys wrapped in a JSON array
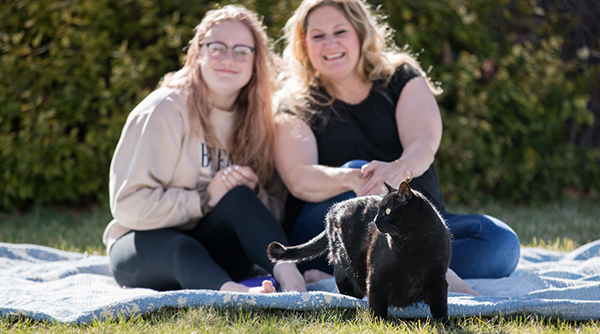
[
  {"x1": 275, "y1": 0, "x2": 520, "y2": 294},
  {"x1": 104, "y1": 5, "x2": 305, "y2": 293}
]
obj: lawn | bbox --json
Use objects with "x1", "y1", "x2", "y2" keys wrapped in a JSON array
[{"x1": 1, "y1": 198, "x2": 600, "y2": 333}]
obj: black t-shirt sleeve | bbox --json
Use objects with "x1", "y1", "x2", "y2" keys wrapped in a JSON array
[{"x1": 387, "y1": 63, "x2": 421, "y2": 102}]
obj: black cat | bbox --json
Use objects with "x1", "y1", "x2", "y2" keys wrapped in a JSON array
[{"x1": 268, "y1": 182, "x2": 451, "y2": 321}]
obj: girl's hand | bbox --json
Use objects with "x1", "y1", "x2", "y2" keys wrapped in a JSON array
[
  {"x1": 356, "y1": 160, "x2": 413, "y2": 197},
  {"x1": 206, "y1": 169, "x2": 231, "y2": 207},
  {"x1": 221, "y1": 165, "x2": 259, "y2": 192},
  {"x1": 208, "y1": 165, "x2": 260, "y2": 207}
]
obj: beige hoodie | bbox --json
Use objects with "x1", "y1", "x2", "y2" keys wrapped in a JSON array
[{"x1": 103, "y1": 87, "x2": 285, "y2": 251}]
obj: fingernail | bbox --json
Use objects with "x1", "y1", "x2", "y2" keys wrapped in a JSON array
[
  {"x1": 222, "y1": 175, "x2": 226, "y2": 180},
  {"x1": 234, "y1": 166, "x2": 239, "y2": 170}
]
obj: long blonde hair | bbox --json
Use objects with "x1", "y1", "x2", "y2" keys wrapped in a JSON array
[
  {"x1": 161, "y1": 5, "x2": 278, "y2": 185},
  {"x1": 277, "y1": 0, "x2": 441, "y2": 117}
]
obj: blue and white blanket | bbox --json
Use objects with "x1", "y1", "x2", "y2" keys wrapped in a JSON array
[{"x1": 1, "y1": 240, "x2": 600, "y2": 324}]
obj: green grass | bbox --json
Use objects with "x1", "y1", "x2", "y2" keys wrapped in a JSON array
[
  {"x1": 2, "y1": 307, "x2": 600, "y2": 333},
  {"x1": 451, "y1": 197, "x2": 600, "y2": 251},
  {"x1": 1, "y1": 206, "x2": 110, "y2": 254},
  {"x1": 1, "y1": 198, "x2": 600, "y2": 333}
]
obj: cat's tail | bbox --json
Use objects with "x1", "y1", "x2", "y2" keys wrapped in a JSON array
[{"x1": 267, "y1": 231, "x2": 328, "y2": 263}]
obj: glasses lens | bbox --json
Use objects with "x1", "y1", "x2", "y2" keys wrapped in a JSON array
[
  {"x1": 232, "y1": 46, "x2": 253, "y2": 61},
  {"x1": 207, "y1": 43, "x2": 226, "y2": 59}
]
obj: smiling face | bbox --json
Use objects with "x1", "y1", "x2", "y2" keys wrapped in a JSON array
[
  {"x1": 304, "y1": 5, "x2": 361, "y2": 84},
  {"x1": 200, "y1": 20, "x2": 255, "y2": 104}
]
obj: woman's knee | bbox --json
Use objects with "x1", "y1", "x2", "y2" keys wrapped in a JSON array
[
  {"x1": 210, "y1": 185, "x2": 264, "y2": 217},
  {"x1": 483, "y1": 215, "x2": 520, "y2": 250},
  {"x1": 341, "y1": 159, "x2": 369, "y2": 169},
  {"x1": 482, "y1": 215, "x2": 521, "y2": 277},
  {"x1": 449, "y1": 214, "x2": 520, "y2": 278},
  {"x1": 222, "y1": 185, "x2": 256, "y2": 202},
  {"x1": 110, "y1": 229, "x2": 194, "y2": 288},
  {"x1": 206, "y1": 185, "x2": 278, "y2": 234},
  {"x1": 109, "y1": 232, "x2": 139, "y2": 279}
]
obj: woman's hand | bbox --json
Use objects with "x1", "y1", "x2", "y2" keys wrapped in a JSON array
[
  {"x1": 354, "y1": 77, "x2": 444, "y2": 198},
  {"x1": 207, "y1": 165, "x2": 259, "y2": 206},
  {"x1": 356, "y1": 160, "x2": 413, "y2": 197}
]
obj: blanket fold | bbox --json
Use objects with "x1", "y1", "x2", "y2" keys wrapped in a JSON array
[{"x1": 1, "y1": 240, "x2": 600, "y2": 324}]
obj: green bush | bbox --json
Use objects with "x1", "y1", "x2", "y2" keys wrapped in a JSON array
[
  {"x1": 438, "y1": 39, "x2": 597, "y2": 204},
  {"x1": 0, "y1": 0, "x2": 212, "y2": 210},
  {"x1": 382, "y1": 0, "x2": 600, "y2": 204},
  {"x1": 0, "y1": 0, "x2": 598, "y2": 211}
]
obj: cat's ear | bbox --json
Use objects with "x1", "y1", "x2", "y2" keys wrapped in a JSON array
[
  {"x1": 398, "y1": 181, "x2": 413, "y2": 200},
  {"x1": 383, "y1": 182, "x2": 395, "y2": 194}
]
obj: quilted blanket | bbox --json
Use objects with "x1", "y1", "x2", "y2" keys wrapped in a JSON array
[{"x1": 1, "y1": 240, "x2": 600, "y2": 324}]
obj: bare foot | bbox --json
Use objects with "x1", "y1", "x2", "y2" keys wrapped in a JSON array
[
  {"x1": 302, "y1": 269, "x2": 333, "y2": 284},
  {"x1": 446, "y1": 269, "x2": 481, "y2": 296},
  {"x1": 273, "y1": 262, "x2": 307, "y2": 292},
  {"x1": 219, "y1": 280, "x2": 276, "y2": 294},
  {"x1": 248, "y1": 280, "x2": 277, "y2": 294}
]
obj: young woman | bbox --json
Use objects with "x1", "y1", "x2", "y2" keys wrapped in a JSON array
[
  {"x1": 274, "y1": 0, "x2": 520, "y2": 294},
  {"x1": 103, "y1": 5, "x2": 306, "y2": 294}
]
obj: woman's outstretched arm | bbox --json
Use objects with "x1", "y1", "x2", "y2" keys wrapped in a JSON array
[
  {"x1": 358, "y1": 77, "x2": 443, "y2": 196},
  {"x1": 274, "y1": 113, "x2": 368, "y2": 202}
]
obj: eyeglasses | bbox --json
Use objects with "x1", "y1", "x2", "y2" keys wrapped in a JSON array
[{"x1": 204, "y1": 42, "x2": 255, "y2": 62}]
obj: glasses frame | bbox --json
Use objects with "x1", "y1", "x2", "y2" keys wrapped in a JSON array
[{"x1": 203, "y1": 41, "x2": 255, "y2": 62}]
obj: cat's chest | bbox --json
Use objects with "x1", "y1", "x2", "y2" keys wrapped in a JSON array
[
  {"x1": 369, "y1": 232, "x2": 420, "y2": 268},
  {"x1": 366, "y1": 231, "x2": 394, "y2": 252}
]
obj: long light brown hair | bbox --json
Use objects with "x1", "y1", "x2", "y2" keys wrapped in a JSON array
[
  {"x1": 277, "y1": 0, "x2": 441, "y2": 117},
  {"x1": 160, "y1": 5, "x2": 278, "y2": 186}
]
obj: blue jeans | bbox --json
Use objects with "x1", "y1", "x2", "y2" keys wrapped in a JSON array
[{"x1": 288, "y1": 160, "x2": 521, "y2": 279}]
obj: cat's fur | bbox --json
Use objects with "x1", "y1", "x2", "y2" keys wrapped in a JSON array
[{"x1": 268, "y1": 182, "x2": 451, "y2": 321}]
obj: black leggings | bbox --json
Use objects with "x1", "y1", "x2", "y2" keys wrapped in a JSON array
[{"x1": 109, "y1": 186, "x2": 289, "y2": 291}]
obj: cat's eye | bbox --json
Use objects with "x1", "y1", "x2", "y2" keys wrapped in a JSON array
[{"x1": 385, "y1": 208, "x2": 391, "y2": 215}]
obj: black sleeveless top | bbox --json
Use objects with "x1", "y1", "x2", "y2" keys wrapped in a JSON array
[{"x1": 283, "y1": 63, "x2": 446, "y2": 233}]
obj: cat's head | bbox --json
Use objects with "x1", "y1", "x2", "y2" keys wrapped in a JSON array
[{"x1": 373, "y1": 181, "x2": 429, "y2": 234}]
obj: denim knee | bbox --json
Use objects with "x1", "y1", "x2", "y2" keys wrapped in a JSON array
[
  {"x1": 444, "y1": 213, "x2": 521, "y2": 278},
  {"x1": 341, "y1": 160, "x2": 369, "y2": 169},
  {"x1": 484, "y1": 215, "x2": 521, "y2": 277}
]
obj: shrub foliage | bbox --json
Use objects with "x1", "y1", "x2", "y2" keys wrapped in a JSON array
[
  {"x1": 1, "y1": 0, "x2": 598, "y2": 211},
  {"x1": 381, "y1": 0, "x2": 599, "y2": 204},
  {"x1": 0, "y1": 0, "x2": 212, "y2": 210}
]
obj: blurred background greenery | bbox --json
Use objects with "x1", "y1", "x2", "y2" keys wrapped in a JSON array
[{"x1": 1, "y1": 0, "x2": 599, "y2": 212}]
